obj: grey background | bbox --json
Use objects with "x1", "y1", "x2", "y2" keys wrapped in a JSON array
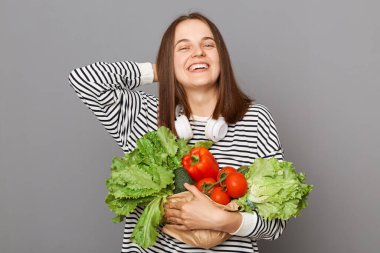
[{"x1": 1, "y1": 0, "x2": 379, "y2": 252}]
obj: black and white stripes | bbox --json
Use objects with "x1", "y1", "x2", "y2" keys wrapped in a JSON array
[{"x1": 68, "y1": 61, "x2": 287, "y2": 252}]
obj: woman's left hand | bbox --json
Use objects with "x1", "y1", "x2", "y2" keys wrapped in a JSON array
[{"x1": 164, "y1": 183, "x2": 242, "y2": 232}]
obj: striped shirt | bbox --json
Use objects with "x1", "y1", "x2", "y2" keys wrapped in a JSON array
[{"x1": 68, "y1": 61, "x2": 287, "y2": 252}]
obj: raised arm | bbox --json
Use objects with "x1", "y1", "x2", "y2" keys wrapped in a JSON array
[{"x1": 68, "y1": 61, "x2": 157, "y2": 153}]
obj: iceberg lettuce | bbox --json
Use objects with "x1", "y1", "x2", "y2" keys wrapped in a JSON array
[{"x1": 237, "y1": 158, "x2": 313, "y2": 220}]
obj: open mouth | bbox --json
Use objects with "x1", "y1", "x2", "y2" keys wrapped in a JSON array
[{"x1": 188, "y1": 63, "x2": 209, "y2": 72}]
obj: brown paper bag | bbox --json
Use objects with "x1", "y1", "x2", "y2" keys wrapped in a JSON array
[{"x1": 162, "y1": 191, "x2": 240, "y2": 249}]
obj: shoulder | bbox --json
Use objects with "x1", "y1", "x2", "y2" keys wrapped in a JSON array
[{"x1": 243, "y1": 103, "x2": 276, "y2": 122}]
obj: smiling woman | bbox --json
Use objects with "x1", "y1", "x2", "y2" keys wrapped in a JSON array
[
  {"x1": 156, "y1": 13, "x2": 252, "y2": 135},
  {"x1": 68, "y1": 11, "x2": 287, "y2": 253}
]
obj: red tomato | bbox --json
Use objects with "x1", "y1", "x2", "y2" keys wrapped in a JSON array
[
  {"x1": 210, "y1": 186, "x2": 231, "y2": 205},
  {"x1": 196, "y1": 178, "x2": 216, "y2": 194},
  {"x1": 217, "y1": 166, "x2": 237, "y2": 181},
  {"x1": 225, "y1": 172, "x2": 248, "y2": 198}
]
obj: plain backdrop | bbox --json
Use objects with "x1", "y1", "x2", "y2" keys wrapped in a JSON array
[{"x1": 1, "y1": 1, "x2": 379, "y2": 253}]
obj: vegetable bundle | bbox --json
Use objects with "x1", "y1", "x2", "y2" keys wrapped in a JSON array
[
  {"x1": 105, "y1": 126, "x2": 313, "y2": 249},
  {"x1": 105, "y1": 126, "x2": 191, "y2": 248}
]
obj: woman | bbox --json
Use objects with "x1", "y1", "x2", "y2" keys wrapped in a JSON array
[{"x1": 68, "y1": 12, "x2": 287, "y2": 253}]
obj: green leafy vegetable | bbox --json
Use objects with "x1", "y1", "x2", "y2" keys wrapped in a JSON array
[
  {"x1": 194, "y1": 140, "x2": 213, "y2": 149},
  {"x1": 237, "y1": 158, "x2": 313, "y2": 220},
  {"x1": 131, "y1": 195, "x2": 167, "y2": 248},
  {"x1": 104, "y1": 126, "x2": 192, "y2": 248}
]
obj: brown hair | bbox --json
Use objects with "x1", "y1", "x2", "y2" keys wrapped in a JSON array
[{"x1": 156, "y1": 12, "x2": 253, "y2": 134}]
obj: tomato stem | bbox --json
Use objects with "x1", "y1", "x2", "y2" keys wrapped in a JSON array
[
  {"x1": 238, "y1": 166, "x2": 250, "y2": 175},
  {"x1": 203, "y1": 173, "x2": 228, "y2": 194}
]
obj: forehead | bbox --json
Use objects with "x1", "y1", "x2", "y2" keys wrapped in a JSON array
[{"x1": 174, "y1": 19, "x2": 214, "y2": 42}]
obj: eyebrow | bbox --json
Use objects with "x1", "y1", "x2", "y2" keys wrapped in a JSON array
[{"x1": 174, "y1": 37, "x2": 215, "y2": 47}]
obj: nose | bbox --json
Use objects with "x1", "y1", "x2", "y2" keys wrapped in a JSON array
[{"x1": 191, "y1": 45, "x2": 205, "y2": 58}]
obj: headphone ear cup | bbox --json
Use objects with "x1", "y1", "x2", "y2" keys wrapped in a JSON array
[
  {"x1": 174, "y1": 115, "x2": 193, "y2": 139},
  {"x1": 205, "y1": 117, "x2": 228, "y2": 142}
]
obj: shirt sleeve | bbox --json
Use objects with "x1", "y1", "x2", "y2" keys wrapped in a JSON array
[
  {"x1": 67, "y1": 61, "x2": 156, "y2": 153},
  {"x1": 231, "y1": 104, "x2": 287, "y2": 240}
]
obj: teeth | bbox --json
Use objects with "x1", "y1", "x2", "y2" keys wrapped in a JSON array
[{"x1": 189, "y1": 63, "x2": 208, "y2": 71}]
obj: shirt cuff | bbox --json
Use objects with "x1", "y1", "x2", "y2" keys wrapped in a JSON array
[
  {"x1": 136, "y1": 62, "x2": 154, "y2": 85},
  {"x1": 230, "y1": 212, "x2": 258, "y2": 237}
]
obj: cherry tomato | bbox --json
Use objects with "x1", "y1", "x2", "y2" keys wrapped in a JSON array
[
  {"x1": 210, "y1": 186, "x2": 231, "y2": 205},
  {"x1": 225, "y1": 172, "x2": 248, "y2": 198},
  {"x1": 196, "y1": 178, "x2": 216, "y2": 194},
  {"x1": 217, "y1": 166, "x2": 237, "y2": 181}
]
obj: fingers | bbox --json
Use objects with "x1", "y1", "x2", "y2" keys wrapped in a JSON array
[
  {"x1": 165, "y1": 204, "x2": 187, "y2": 227},
  {"x1": 165, "y1": 207, "x2": 182, "y2": 218},
  {"x1": 164, "y1": 202, "x2": 184, "y2": 224},
  {"x1": 166, "y1": 216, "x2": 183, "y2": 225},
  {"x1": 166, "y1": 224, "x2": 188, "y2": 231},
  {"x1": 165, "y1": 201, "x2": 184, "y2": 210},
  {"x1": 184, "y1": 183, "x2": 204, "y2": 198}
]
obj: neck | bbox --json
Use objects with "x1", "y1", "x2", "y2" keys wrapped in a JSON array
[{"x1": 185, "y1": 86, "x2": 218, "y2": 117}]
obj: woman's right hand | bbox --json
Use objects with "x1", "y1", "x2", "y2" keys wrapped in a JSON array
[{"x1": 153, "y1": 63, "x2": 158, "y2": 82}]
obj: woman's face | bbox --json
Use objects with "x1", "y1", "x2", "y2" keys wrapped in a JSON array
[{"x1": 173, "y1": 19, "x2": 220, "y2": 91}]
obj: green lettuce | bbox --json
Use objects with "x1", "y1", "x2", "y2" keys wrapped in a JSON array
[
  {"x1": 104, "y1": 126, "x2": 192, "y2": 248},
  {"x1": 237, "y1": 158, "x2": 313, "y2": 220},
  {"x1": 131, "y1": 195, "x2": 167, "y2": 248}
]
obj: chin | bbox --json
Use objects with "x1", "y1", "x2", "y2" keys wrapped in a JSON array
[
  {"x1": 188, "y1": 77, "x2": 216, "y2": 85},
  {"x1": 177, "y1": 75, "x2": 218, "y2": 89},
  {"x1": 189, "y1": 82, "x2": 217, "y2": 89}
]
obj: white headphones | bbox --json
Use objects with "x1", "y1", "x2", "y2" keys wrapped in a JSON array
[{"x1": 174, "y1": 104, "x2": 228, "y2": 142}]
